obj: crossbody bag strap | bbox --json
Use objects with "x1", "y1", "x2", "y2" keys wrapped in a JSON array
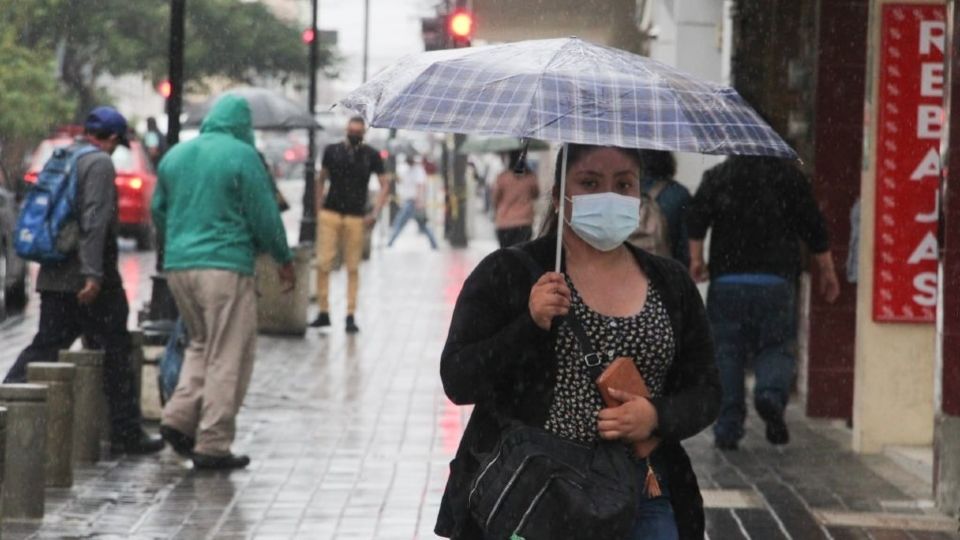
[{"x1": 506, "y1": 246, "x2": 607, "y2": 381}]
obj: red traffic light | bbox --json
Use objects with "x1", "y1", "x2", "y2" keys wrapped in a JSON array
[
  {"x1": 448, "y1": 9, "x2": 473, "y2": 39},
  {"x1": 157, "y1": 80, "x2": 172, "y2": 99},
  {"x1": 302, "y1": 28, "x2": 316, "y2": 44}
]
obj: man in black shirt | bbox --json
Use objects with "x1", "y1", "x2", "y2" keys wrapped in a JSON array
[
  {"x1": 310, "y1": 116, "x2": 391, "y2": 333},
  {"x1": 687, "y1": 155, "x2": 839, "y2": 450}
]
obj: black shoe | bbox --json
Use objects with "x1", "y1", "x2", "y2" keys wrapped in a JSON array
[
  {"x1": 309, "y1": 312, "x2": 331, "y2": 328},
  {"x1": 345, "y1": 315, "x2": 360, "y2": 334},
  {"x1": 160, "y1": 425, "x2": 195, "y2": 457},
  {"x1": 756, "y1": 398, "x2": 790, "y2": 446},
  {"x1": 111, "y1": 431, "x2": 165, "y2": 455},
  {"x1": 192, "y1": 453, "x2": 251, "y2": 470},
  {"x1": 715, "y1": 437, "x2": 739, "y2": 451}
]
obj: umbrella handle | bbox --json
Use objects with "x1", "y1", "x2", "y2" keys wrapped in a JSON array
[{"x1": 555, "y1": 143, "x2": 568, "y2": 273}]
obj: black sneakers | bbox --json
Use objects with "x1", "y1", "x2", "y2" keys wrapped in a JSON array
[
  {"x1": 111, "y1": 430, "x2": 165, "y2": 455},
  {"x1": 193, "y1": 453, "x2": 251, "y2": 470},
  {"x1": 160, "y1": 425, "x2": 195, "y2": 457},
  {"x1": 345, "y1": 315, "x2": 360, "y2": 334},
  {"x1": 309, "y1": 312, "x2": 331, "y2": 328},
  {"x1": 755, "y1": 398, "x2": 790, "y2": 446}
]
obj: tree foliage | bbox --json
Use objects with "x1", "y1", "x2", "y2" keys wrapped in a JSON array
[{"x1": 0, "y1": 0, "x2": 335, "y2": 117}]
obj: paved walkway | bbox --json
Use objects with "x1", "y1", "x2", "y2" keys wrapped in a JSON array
[{"x1": 0, "y1": 226, "x2": 956, "y2": 539}]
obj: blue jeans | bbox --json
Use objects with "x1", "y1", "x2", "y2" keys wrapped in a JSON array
[
  {"x1": 707, "y1": 279, "x2": 797, "y2": 443},
  {"x1": 387, "y1": 200, "x2": 438, "y2": 248},
  {"x1": 631, "y1": 455, "x2": 678, "y2": 539}
]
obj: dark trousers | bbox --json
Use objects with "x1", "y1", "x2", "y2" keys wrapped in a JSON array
[
  {"x1": 5, "y1": 289, "x2": 142, "y2": 439},
  {"x1": 707, "y1": 280, "x2": 796, "y2": 443},
  {"x1": 496, "y1": 225, "x2": 533, "y2": 248}
]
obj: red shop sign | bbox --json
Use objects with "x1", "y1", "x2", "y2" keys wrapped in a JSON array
[{"x1": 873, "y1": 3, "x2": 946, "y2": 323}]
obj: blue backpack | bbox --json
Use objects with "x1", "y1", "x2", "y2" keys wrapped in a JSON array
[{"x1": 14, "y1": 144, "x2": 98, "y2": 263}]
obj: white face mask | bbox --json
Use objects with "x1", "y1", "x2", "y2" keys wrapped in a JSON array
[{"x1": 565, "y1": 192, "x2": 641, "y2": 251}]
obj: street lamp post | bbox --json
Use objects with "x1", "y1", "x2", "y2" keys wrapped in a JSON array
[{"x1": 299, "y1": 0, "x2": 319, "y2": 243}]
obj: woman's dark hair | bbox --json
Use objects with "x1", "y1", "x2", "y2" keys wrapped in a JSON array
[
  {"x1": 538, "y1": 144, "x2": 643, "y2": 237},
  {"x1": 508, "y1": 149, "x2": 531, "y2": 174},
  {"x1": 638, "y1": 149, "x2": 675, "y2": 179}
]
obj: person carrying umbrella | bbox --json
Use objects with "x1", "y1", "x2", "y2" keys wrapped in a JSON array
[
  {"x1": 339, "y1": 36, "x2": 797, "y2": 539},
  {"x1": 437, "y1": 144, "x2": 720, "y2": 539}
]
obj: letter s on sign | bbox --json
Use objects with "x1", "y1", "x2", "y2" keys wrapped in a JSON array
[{"x1": 912, "y1": 272, "x2": 937, "y2": 307}]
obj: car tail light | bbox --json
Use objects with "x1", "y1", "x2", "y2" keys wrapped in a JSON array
[{"x1": 116, "y1": 176, "x2": 144, "y2": 190}]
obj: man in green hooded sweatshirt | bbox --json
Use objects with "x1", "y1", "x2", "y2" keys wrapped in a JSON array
[{"x1": 152, "y1": 95, "x2": 295, "y2": 470}]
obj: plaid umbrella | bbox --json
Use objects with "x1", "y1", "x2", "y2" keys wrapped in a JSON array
[{"x1": 340, "y1": 37, "x2": 795, "y2": 158}]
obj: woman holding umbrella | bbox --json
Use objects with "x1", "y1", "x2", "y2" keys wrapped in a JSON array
[{"x1": 437, "y1": 143, "x2": 720, "y2": 540}]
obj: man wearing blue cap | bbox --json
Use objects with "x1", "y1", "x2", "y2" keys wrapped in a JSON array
[{"x1": 5, "y1": 106, "x2": 164, "y2": 455}]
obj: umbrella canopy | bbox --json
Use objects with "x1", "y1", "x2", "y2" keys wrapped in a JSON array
[
  {"x1": 184, "y1": 86, "x2": 321, "y2": 130},
  {"x1": 457, "y1": 136, "x2": 550, "y2": 154},
  {"x1": 340, "y1": 37, "x2": 795, "y2": 158}
]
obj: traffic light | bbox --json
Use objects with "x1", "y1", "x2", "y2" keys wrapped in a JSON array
[
  {"x1": 447, "y1": 8, "x2": 473, "y2": 47},
  {"x1": 157, "y1": 79, "x2": 172, "y2": 99},
  {"x1": 302, "y1": 27, "x2": 316, "y2": 44}
]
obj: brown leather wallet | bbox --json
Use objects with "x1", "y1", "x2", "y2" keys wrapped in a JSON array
[{"x1": 595, "y1": 357, "x2": 660, "y2": 458}]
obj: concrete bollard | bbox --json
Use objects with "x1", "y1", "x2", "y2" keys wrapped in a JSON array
[
  {"x1": 0, "y1": 406, "x2": 7, "y2": 519},
  {"x1": 27, "y1": 363, "x2": 75, "y2": 488},
  {"x1": 129, "y1": 330, "x2": 145, "y2": 405},
  {"x1": 60, "y1": 350, "x2": 104, "y2": 463},
  {"x1": 256, "y1": 244, "x2": 312, "y2": 335},
  {"x1": 140, "y1": 346, "x2": 164, "y2": 421},
  {"x1": 0, "y1": 384, "x2": 48, "y2": 520}
]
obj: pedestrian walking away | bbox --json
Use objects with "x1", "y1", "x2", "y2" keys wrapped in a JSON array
[
  {"x1": 143, "y1": 116, "x2": 167, "y2": 169},
  {"x1": 436, "y1": 144, "x2": 720, "y2": 540},
  {"x1": 492, "y1": 149, "x2": 539, "y2": 248},
  {"x1": 687, "y1": 154, "x2": 840, "y2": 451},
  {"x1": 310, "y1": 116, "x2": 392, "y2": 334},
  {"x1": 5, "y1": 106, "x2": 164, "y2": 455},
  {"x1": 387, "y1": 154, "x2": 437, "y2": 249},
  {"x1": 637, "y1": 149, "x2": 692, "y2": 266},
  {"x1": 152, "y1": 95, "x2": 295, "y2": 471}
]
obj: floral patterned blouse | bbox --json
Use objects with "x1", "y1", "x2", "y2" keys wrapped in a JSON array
[{"x1": 544, "y1": 277, "x2": 676, "y2": 444}]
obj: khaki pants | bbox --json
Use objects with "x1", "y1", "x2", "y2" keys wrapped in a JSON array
[
  {"x1": 316, "y1": 209, "x2": 364, "y2": 314},
  {"x1": 161, "y1": 269, "x2": 256, "y2": 456}
]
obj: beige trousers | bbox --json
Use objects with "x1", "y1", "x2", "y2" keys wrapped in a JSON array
[
  {"x1": 161, "y1": 269, "x2": 257, "y2": 456},
  {"x1": 316, "y1": 209, "x2": 364, "y2": 314}
]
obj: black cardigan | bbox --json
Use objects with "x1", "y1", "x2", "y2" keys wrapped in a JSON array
[{"x1": 435, "y1": 236, "x2": 721, "y2": 540}]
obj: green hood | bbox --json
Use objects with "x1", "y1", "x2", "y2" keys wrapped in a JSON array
[{"x1": 200, "y1": 94, "x2": 255, "y2": 146}]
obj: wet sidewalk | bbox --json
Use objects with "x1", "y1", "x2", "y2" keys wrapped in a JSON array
[{"x1": 0, "y1": 232, "x2": 957, "y2": 539}]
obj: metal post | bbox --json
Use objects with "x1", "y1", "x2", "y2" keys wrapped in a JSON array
[
  {"x1": 167, "y1": 0, "x2": 185, "y2": 148},
  {"x1": 146, "y1": 0, "x2": 186, "y2": 328},
  {"x1": 299, "y1": 0, "x2": 319, "y2": 243},
  {"x1": 363, "y1": 0, "x2": 370, "y2": 83},
  {"x1": 450, "y1": 133, "x2": 468, "y2": 247}
]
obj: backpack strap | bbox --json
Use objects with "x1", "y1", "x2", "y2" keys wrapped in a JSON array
[{"x1": 647, "y1": 179, "x2": 669, "y2": 201}]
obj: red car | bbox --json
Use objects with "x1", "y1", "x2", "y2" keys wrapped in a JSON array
[{"x1": 24, "y1": 128, "x2": 157, "y2": 250}]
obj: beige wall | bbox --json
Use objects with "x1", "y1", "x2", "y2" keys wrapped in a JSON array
[
  {"x1": 472, "y1": 0, "x2": 646, "y2": 53},
  {"x1": 852, "y1": 0, "x2": 938, "y2": 453}
]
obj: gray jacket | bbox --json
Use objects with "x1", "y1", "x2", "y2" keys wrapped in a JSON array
[{"x1": 36, "y1": 145, "x2": 122, "y2": 293}]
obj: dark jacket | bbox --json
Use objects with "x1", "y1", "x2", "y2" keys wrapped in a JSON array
[
  {"x1": 37, "y1": 145, "x2": 122, "y2": 293},
  {"x1": 435, "y1": 236, "x2": 721, "y2": 540},
  {"x1": 687, "y1": 156, "x2": 830, "y2": 279}
]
